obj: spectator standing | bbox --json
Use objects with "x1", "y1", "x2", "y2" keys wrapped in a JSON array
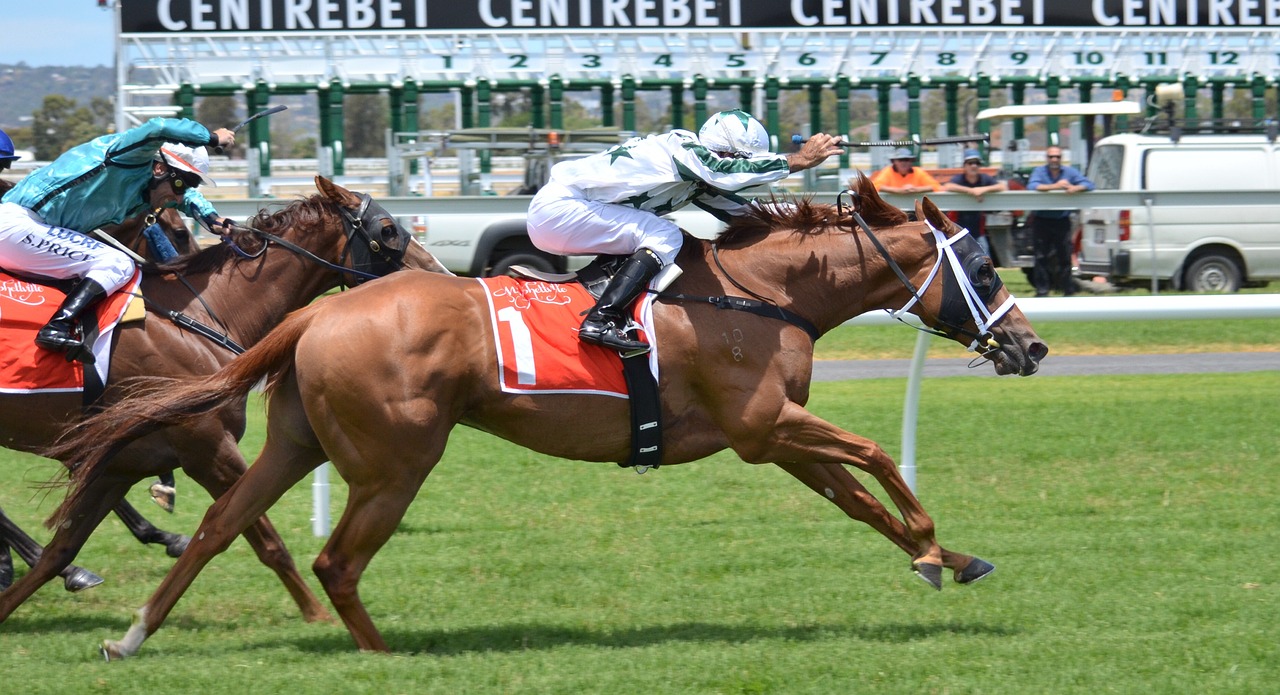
[
  {"x1": 942, "y1": 148, "x2": 1007, "y2": 257},
  {"x1": 1027, "y1": 145, "x2": 1094, "y2": 296},
  {"x1": 870, "y1": 147, "x2": 941, "y2": 194}
]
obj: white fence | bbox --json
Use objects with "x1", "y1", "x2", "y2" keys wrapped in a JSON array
[
  {"x1": 310, "y1": 293, "x2": 1280, "y2": 535},
  {"x1": 847, "y1": 293, "x2": 1280, "y2": 492}
]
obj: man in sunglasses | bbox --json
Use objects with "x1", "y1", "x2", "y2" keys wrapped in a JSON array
[
  {"x1": 1027, "y1": 145, "x2": 1094, "y2": 297},
  {"x1": 0, "y1": 118, "x2": 234, "y2": 359}
]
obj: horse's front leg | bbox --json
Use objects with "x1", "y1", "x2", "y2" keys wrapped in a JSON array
[
  {"x1": 732, "y1": 401, "x2": 956, "y2": 589},
  {"x1": 774, "y1": 461, "x2": 995, "y2": 587}
]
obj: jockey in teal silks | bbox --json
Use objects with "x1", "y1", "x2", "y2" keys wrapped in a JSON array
[{"x1": 0, "y1": 118, "x2": 235, "y2": 361}]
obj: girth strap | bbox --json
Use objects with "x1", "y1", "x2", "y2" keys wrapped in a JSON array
[
  {"x1": 662, "y1": 292, "x2": 821, "y2": 342},
  {"x1": 620, "y1": 351, "x2": 662, "y2": 472}
]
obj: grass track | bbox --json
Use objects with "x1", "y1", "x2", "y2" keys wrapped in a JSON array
[{"x1": 0, "y1": 372, "x2": 1277, "y2": 694}]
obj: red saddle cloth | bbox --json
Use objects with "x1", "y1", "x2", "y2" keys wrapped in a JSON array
[
  {"x1": 0, "y1": 270, "x2": 141, "y2": 394},
  {"x1": 477, "y1": 276, "x2": 656, "y2": 397}
]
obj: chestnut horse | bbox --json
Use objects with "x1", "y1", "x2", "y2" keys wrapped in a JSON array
[
  {"x1": 50, "y1": 177, "x2": 1046, "y2": 657},
  {"x1": 0, "y1": 183, "x2": 201, "y2": 592},
  {"x1": 0, "y1": 176, "x2": 447, "y2": 622}
]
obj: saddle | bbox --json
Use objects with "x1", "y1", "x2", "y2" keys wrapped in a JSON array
[
  {"x1": 0, "y1": 269, "x2": 142, "y2": 405},
  {"x1": 500, "y1": 256, "x2": 666, "y2": 472}
]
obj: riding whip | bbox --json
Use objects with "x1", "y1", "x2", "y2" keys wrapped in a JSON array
[{"x1": 213, "y1": 105, "x2": 289, "y2": 154}]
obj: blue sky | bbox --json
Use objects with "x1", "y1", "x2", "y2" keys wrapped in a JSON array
[{"x1": 0, "y1": 0, "x2": 116, "y2": 67}]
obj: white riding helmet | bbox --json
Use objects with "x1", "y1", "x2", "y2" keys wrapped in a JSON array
[
  {"x1": 698, "y1": 110, "x2": 771, "y2": 158},
  {"x1": 157, "y1": 143, "x2": 216, "y2": 187}
]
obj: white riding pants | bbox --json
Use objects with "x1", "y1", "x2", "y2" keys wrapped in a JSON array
[
  {"x1": 0, "y1": 202, "x2": 135, "y2": 292},
  {"x1": 527, "y1": 182, "x2": 682, "y2": 266}
]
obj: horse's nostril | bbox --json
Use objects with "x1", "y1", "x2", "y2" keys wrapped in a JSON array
[{"x1": 1028, "y1": 342, "x2": 1049, "y2": 362}]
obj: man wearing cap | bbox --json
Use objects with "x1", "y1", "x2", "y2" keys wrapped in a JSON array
[
  {"x1": 942, "y1": 148, "x2": 1008, "y2": 257},
  {"x1": 0, "y1": 117, "x2": 234, "y2": 359},
  {"x1": 870, "y1": 147, "x2": 941, "y2": 195}
]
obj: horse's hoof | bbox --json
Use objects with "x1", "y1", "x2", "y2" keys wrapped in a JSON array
[
  {"x1": 149, "y1": 483, "x2": 176, "y2": 514},
  {"x1": 912, "y1": 562, "x2": 943, "y2": 591},
  {"x1": 63, "y1": 567, "x2": 105, "y2": 593},
  {"x1": 165, "y1": 535, "x2": 190, "y2": 558},
  {"x1": 101, "y1": 640, "x2": 124, "y2": 662},
  {"x1": 955, "y1": 558, "x2": 996, "y2": 585}
]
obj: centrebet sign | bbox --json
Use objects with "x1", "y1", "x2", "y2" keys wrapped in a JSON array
[{"x1": 120, "y1": 0, "x2": 1280, "y2": 34}]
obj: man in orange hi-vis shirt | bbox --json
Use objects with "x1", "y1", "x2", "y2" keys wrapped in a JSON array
[{"x1": 870, "y1": 147, "x2": 941, "y2": 194}]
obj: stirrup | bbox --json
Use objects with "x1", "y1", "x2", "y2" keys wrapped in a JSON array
[{"x1": 579, "y1": 321, "x2": 650, "y2": 355}]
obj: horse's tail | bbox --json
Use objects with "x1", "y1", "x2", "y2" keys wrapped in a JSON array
[{"x1": 45, "y1": 303, "x2": 321, "y2": 530}]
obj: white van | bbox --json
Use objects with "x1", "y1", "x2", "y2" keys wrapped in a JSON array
[{"x1": 1078, "y1": 133, "x2": 1280, "y2": 292}]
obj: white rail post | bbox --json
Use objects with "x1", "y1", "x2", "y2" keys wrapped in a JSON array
[
  {"x1": 899, "y1": 331, "x2": 931, "y2": 494},
  {"x1": 311, "y1": 463, "x2": 331, "y2": 537}
]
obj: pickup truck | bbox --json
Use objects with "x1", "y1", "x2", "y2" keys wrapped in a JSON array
[{"x1": 410, "y1": 197, "x2": 1030, "y2": 278}]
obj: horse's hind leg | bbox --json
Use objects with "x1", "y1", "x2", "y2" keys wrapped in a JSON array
[
  {"x1": 775, "y1": 462, "x2": 994, "y2": 586},
  {"x1": 112, "y1": 499, "x2": 190, "y2": 557},
  {"x1": 0, "y1": 483, "x2": 131, "y2": 621},
  {"x1": 102, "y1": 434, "x2": 325, "y2": 660},
  {"x1": 178, "y1": 432, "x2": 331, "y2": 623},
  {"x1": 0, "y1": 505, "x2": 104, "y2": 593}
]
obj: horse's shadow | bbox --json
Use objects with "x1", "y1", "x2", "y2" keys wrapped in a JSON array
[{"x1": 282, "y1": 619, "x2": 1022, "y2": 656}]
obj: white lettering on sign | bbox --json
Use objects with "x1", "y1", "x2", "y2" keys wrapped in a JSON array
[
  {"x1": 796, "y1": 0, "x2": 1043, "y2": 25},
  {"x1": 481, "y1": 0, "x2": 740, "y2": 28},
  {"x1": 1092, "y1": 0, "x2": 1280, "y2": 26},
  {"x1": 285, "y1": 0, "x2": 314, "y2": 30},
  {"x1": 153, "y1": 0, "x2": 425, "y2": 31}
]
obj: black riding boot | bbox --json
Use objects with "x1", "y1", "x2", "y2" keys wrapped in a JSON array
[
  {"x1": 35, "y1": 278, "x2": 107, "y2": 362},
  {"x1": 579, "y1": 248, "x2": 663, "y2": 355}
]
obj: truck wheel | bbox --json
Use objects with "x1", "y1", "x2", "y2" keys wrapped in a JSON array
[
  {"x1": 488, "y1": 251, "x2": 557, "y2": 277},
  {"x1": 1183, "y1": 253, "x2": 1242, "y2": 293}
]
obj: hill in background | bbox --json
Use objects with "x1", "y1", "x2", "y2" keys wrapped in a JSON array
[{"x1": 0, "y1": 63, "x2": 114, "y2": 130}]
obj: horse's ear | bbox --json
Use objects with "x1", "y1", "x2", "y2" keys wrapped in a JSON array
[
  {"x1": 918, "y1": 196, "x2": 958, "y2": 235},
  {"x1": 314, "y1": 176, "x2": 362, "y2": 208}
]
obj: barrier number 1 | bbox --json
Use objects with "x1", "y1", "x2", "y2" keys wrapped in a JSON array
[{"x1": 497, "y1": 306, "x2": 537, "y2": 385}]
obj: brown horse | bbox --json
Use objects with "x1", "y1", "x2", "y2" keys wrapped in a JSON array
[
  {"x1": 0, "y1": 183, "x2": 203, "y2": 592},
  {"x1": 0, "y1": 176, "x2": 448, "y2": 622},
  {"x1": 49, "y1": 177, "x2": 1046, "y2": 657}
]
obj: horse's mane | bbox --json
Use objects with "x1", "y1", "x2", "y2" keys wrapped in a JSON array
[
  {"x1": 716, "y1": 172, "x2": 908, "y2": 245},
  {"x1": 147, "y1": 194, "x2": 339, "y2": 276}
]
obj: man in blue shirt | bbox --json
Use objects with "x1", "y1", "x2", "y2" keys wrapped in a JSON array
[
  {"x1": 1027, "y1": 145, "x2": 1094, "y2": 296},
  {"x1": 0, "y1": 118, "x2": 234, "y2": 360}
]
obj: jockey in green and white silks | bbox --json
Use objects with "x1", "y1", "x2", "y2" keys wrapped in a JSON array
[
  {"x1": 0, "y1": 117, "x2": 235, "y2": 359},
  {"x1": 526, "y1": 109, "x2": 844, "y2": 354}
]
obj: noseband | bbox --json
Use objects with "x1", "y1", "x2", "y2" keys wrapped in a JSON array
[{"x1": 839, "y1": 191, "x2": 1016, "y2": 355}]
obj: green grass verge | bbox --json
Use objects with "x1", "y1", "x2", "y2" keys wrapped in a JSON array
[{"x1": 1, "y1": 372, "x2": 1276, "y2": 693}]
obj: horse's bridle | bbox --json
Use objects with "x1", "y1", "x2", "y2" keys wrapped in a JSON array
[
  {"x1": 155, "y1": 193, "x2": 414, "y2": 355},
  {"x1": 837, "y1": 190, "x2": 1016, "y2": 356},
  {"x1": 221, "y1": 192, "x2": 411, "y2": 287}
]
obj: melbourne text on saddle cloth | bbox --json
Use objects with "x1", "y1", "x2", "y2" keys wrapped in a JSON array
[
  {"x1": 0, "y1": 269, "x2": 141, "y2": 393},
  {"x1": 478, "y1": 276, "x2": 659, "y2": 397}
]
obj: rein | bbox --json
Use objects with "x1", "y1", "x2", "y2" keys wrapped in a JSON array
[
  {"x1": 837, "y1": 190, "x2": 1015, "y2": 354},
  {"x1": 148, "y1": 192, "x2": 409, "y2": 354}
]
